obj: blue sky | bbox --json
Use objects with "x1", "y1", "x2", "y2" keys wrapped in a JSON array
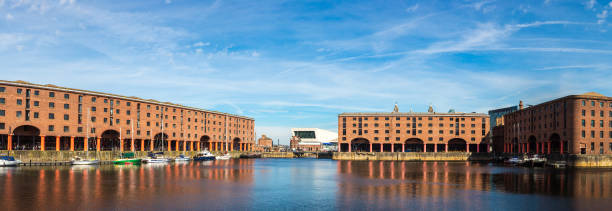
[{"x1": 2, "y1": 0, "x2": 612, "y2": 144}]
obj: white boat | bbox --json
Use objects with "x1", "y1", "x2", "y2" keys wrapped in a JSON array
[
  {"x1": 0, "y1": 156, "x2": 21, "y2": 167},
  {"x1": 193, "y1": 150, "x2": 216, "y2": 161},
  {"x1": 216, "y1": 154, "x2": 231, "y2": 160},
  {"x1": 143, "y1": 152, "x2": 171, "y2": 163},
  {"x1": 174, "y1": 154, "x2": 191, "y2": 161},
  {"x1": 71, "y1": 156, "x2": 100, "y2": 165}
]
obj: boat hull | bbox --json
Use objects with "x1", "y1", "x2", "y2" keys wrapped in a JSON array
[
  {"x1": 193, "y1": 156, "x2": 216, "y2": 161},
  {"x1": 0, "y1": 160, "x2": 22, "y2": 167},
  {"x1": 112, "y1": 159, "x2": 142, "y2": 165},
  {"x1": 72, "y1": 160, "x2": 100, "y2": 165},
  {"x1": 142, "y1": 158, "x2": 170, "y2": 163}
]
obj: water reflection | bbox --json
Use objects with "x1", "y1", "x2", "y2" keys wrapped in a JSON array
[
  {"x1": 0, "y1": 159, "x2": 255, "y2": 210},
  {"x1": 336, "y1": 161, "x2": 612, "y2": 210},
  {"x1": 0, "y1": 160, "x2": 611, "y2": 210}
]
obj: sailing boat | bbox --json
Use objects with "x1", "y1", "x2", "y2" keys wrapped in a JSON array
[{"x1": 113, "y1": 128, "x2": 141, "y2": 165}]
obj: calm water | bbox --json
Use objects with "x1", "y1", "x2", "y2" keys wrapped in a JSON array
[{"x1": 0, "y1": 159, "x2": 611, "y2": 210}]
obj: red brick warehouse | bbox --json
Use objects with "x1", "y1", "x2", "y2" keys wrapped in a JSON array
[
  {"x1": 503, "y1": 92, "x2": 612, "y2": 155},
  {"x1": 0, "y1": 80, "x2": 255, "y2": 152},
  {"x1": 338, "y1": 105, "x2": 490, "y2": 153}
]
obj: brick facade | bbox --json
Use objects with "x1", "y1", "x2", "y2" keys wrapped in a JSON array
[
  {"x1": 0, "y1": 80, "x2": 255, "y2": 152},
  {"x1": 338, "y1": 106, "x2": 490, "y2": 153},
  {"x1": 503, "y1": 92, "x2": 612, "y2": 155}
]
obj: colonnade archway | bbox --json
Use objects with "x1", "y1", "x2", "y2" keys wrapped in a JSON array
[
  {"x1": 233, "y1": 138, "x2": 241, "y2": 151},
  {"x1": 448, "y1": 138, "x2": 467, "y2": 152},
  {"x1": 100, "y1": 130, "x2": 120, "y2": 151},
  {"x1": 405, "y1": 138, "x2": 424, "y2": 152},
  {"x1": 550, "y1": 133, "x2": 561, "y2": 154},
  {"x1": 12, "y1": 125, "x2": 41, "y2": 150},
  {"x1": 350, "y1": 138, "x2": 370, "y2": 152},
  {"x1": 528, "y1": 136, "x2": 537, "y2": 154}
]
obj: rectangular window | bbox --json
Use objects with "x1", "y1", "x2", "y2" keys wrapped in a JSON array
[
  {"x1": 16, "y1": 99, "x2": 22, "y2": 105},
  {"x1": 0, "y1": 110, "x2": 4, "y2": 116},
  {"x1": 78, "y1": 127, "x2": 83, "y2": 132},
  {"x1": 16, "y1": 88, "x2": 22, "y2": 94},
  {"x1": 33, "y1": 101, "x2": 39, "y2": 106},
  {"x1": 33, "y1": 112, "x2": 38, "y2": 118},
  {"x1": 49, "y1": 113, "x2": 55, "y2": 119},
  {"x1": 34, "y1": 90, "x2": 39, "y2": 95},
  {"x1": 64, "y1": 94, "x2": 69, "y2": 99},
  {"x1": 64, "y1": 114, "x2": 69, "y2": 120},
  {"x1": 49, "y1": 102, "x2": 55, "y2": 108},
  {"x1": 64, "y1": 126, "x2": 69, "y2": 132},
  {"x1": 16, "y1": 111, "x2": 21, "y2": 117},
  {"x1": 64, "y1": 104, "x2": 69, "y2": 109},
  {"x1": 0, "y1": 123, "x2": 4, "y2": 129},
  {"x1": 591, "y1": 131, "x2": 595, "y2": 138},
  {"x1": 581, "y1": 130, "x2": 585, "y2": 138},
  {"x1": 0, "y1": 87, "x2": 4, "y2": 92},
  {"x1": 49, "y1": 125, "x2": 54, "y2": 131},
  {"x1": 0, "y1": 98, "x2": 4, "y2": 104}
]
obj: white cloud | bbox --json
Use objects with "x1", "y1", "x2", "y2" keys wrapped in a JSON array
[
  {"x1": 586, "y1": 0, "x2": 596, "y2": 9},
  {"x1": 5, "y1": 13, "x2": 13, "y2": 20},
  {"x1": 59, "y1": 0, "x2": 76, "y2": 5},
  {"x1": 193, "y1": 41, "x2": 210, "y2": 47},
  {"x1": 165, "y1": 0, "x2": 172, "y2": 4},
  {"x1": 406, "y1": 4, "x2": 419, "y2": 12}
]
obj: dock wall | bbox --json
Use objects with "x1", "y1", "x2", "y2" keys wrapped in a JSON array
[
  {"x1": 568, "y1": 154, "x2": 612, "y2": 167},
  {"x1": 0, "y1": 150, "x2": 243, "y2": 162},
  {"x1": 333, "y1": 152, "x2": 492, "y2": 161}
]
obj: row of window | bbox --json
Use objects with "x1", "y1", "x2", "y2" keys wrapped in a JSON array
[
  {"x1": 343, "y1": 123, "x2": 485, "y2": 128},
  {"x1": 341, "y1": 136, "x2": 480, "y2": 142},
  {"x1": 343, "y1": 129, "x2": 486, "y2": 135},
  {"x1": 343, "y1": 117, "x2": 486, "y2": 122},
  {"x1": 581, "y1": 120, "x2": 612, "y2": 128},
  {"x1": 1, "y1": 86, "x2": 252, "y2": 123},
  {"x1": 581, "y1": 100, "x2": 612, "y2": 108},
  {"x1": 581, "y1": 130, "x2": 612, "y2": 139}
]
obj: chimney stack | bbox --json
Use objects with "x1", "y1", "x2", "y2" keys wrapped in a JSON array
[{"x1": 519, "y1": 100, "x2": 524, "y2": 110}]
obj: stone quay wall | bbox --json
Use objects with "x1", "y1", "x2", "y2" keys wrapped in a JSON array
[
  {"x1": 261, "y1": 152, "x2": 294, "y2": 158},
  {"x1": 568, "y1": 154, "x2": 612, "y2": 167},
  {"x1": 333, "y1": 152, "x2": 492, "y2": 161},
  {"x1": 0, "y1": 150, "x2": 246, "y2": 162}
]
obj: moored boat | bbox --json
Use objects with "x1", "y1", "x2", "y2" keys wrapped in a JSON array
[
  {"x1": 143, "y1": 152, "x2": 171, "y2": 163},
  {"x1": 0, "y1": 156, "x2": 22, "y2": 167},
  {"x1": 174, "y1": 154, "x2": 191, "y2": 161},
  {"x1": 193, "y1": 150, "x2": 216, "y2": 161},
  {"x1": 71, "y1": 156, "x2": 100, "y2": 165},
  {"x1": 113, "y1": 152, "x2": 142, "y2": 165},
  {"x1": 216, "y1": 154, "x2": 231, "y2": 160}
]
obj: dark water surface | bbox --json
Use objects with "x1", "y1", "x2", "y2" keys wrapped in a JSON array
[{"x1": 0, "y1": 159, "x2": 611, "y2": 210}]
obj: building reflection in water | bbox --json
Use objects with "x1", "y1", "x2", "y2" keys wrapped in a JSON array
[
  {"x1": 336, "y1": 161, "x2": 611, "y2": 210},
  {"x1": 0, "y1": 159, "x2": 255, "y2": 210}
]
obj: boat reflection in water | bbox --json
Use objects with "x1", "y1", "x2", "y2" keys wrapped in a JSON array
[{"x1": 335, "y1": 161, "x2": 611, "y2": 210}]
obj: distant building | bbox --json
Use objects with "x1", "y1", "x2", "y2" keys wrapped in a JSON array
[
  {"x1": 503, "y1": 92, "x2": 612, "y2": 155},
  {"x1": 488, "y1": 105, "x2": 519, "y2": 153},
  {"x1": 290, "y1": 128, "x2": 338, "y2": 151},
  {"x1": 488, "y1": 105, "x2": 519, "y2": 128},
  {"x1": 256, "y1": 134, "x2": 273, "y2": 152},
  {"x1": 338, "y1": 104, "x2": 490, "y2": 153}
]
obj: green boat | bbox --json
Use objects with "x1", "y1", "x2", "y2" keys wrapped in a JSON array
[{"x1": 113, "y1": 152, "x2": 142, "y2": 165}]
